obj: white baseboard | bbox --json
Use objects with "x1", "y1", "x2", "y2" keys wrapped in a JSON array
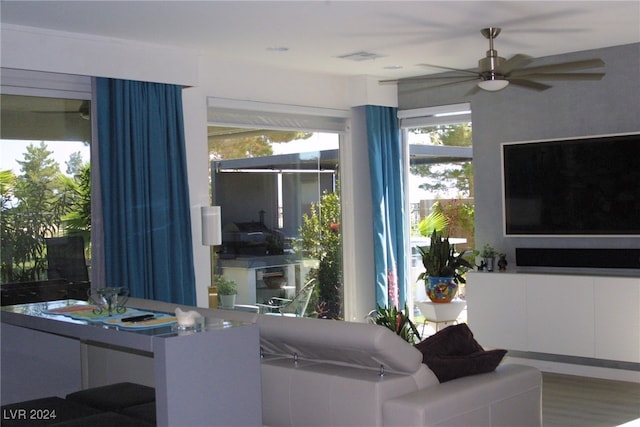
[{"x1": 505, "y1": 355, "x2": 640, "y2": 383}]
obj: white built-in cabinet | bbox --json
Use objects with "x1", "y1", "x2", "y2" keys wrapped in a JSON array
[{"x1": 466, "y1": 272, "x2": 640, "y2": 363}]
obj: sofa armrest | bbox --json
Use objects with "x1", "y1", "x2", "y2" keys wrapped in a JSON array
[{"x1": 383, "y1": 364, "x2": 542, "y2": 427}]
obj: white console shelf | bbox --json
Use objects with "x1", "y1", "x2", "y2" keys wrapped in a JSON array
[{"x1": 466, "y1": 272, "x2": 640, "y2": 378}]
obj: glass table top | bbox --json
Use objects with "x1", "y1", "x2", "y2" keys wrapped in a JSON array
[{"x1": 2, "y1": 299, "x2": 244, "y2": 337}]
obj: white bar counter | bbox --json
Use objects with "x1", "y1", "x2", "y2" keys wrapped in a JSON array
[{"x1": 1, "y1": 298, "x2": 263, "y2": 426}]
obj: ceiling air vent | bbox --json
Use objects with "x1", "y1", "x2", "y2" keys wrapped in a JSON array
[{"x1": 336, "y1": 51, "x2": 386, "y2": 62}]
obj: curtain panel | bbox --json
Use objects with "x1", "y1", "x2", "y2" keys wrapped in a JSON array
[
  {"x1": 365, "y1": 105, "x2": 407, "y2": 309},
  {"x1": 96, "y1": 78, "x2": 196, "y2": 305}
]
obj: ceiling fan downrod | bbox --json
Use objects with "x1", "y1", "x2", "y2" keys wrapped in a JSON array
[
  {"x1": 478, "y1": 27, "x2": 505, "y2": 75},
  {"x1": 477, "y1": 27, "x2": 509, "y2": 90}
]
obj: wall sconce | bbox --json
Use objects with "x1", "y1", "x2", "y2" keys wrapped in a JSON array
[{"x1": 201, "y1": 206, "x2": 222, "y2": 246}]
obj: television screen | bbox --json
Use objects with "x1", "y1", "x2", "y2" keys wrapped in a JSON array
[{"x1": 502, "y1": 133, "x2": 640, "y2": 235}]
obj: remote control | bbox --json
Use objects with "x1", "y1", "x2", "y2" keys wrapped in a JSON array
[{"x1": 121, "y1": 314, "x2": 155, "y2": 323}]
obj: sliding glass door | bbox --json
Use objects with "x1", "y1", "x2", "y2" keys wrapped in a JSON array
[
  {"x1": 400, "y1": 104, "x2": 474, "y2": 321},
  {"x1": 206, "y1": 101, "x2": 348, "y2": 318},
  {"x1": 1, "y1": 93, "x2": 92, "y2": 286}
]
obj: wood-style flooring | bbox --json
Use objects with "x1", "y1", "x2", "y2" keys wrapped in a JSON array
[{"x1": 543, "y1": 372, "x2": 640, "y2": 427}]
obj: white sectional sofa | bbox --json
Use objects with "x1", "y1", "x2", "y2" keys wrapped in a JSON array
[
  {"x1": 255, "y1": 314, "x2": 541, "y2": 427},
  {"x1": 128, "y1": 299, "x2": 542, "y2": 426}
]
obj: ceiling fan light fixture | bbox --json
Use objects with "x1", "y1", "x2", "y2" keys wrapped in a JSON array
[{"x1": 478, "y1": 79, "x2": 509, "y2": 91}]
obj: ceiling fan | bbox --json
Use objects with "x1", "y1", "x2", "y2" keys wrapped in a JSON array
[
  {"x1": 383, "y1": 27, "x2": 605, "y2": 94},
  {"x1": 32, "y1": 100, "x2": 90, "y2": 120}
]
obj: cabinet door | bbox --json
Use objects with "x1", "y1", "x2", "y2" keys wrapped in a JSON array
[
  {"x1": 526, "y1": 275, "x2": 595, "y2": 357},
  {"x1": 1, "y1": 324, "x2": 82, "y2": 405},
  {"x1": 466, "y1": 273, "x2": 527, "y2": 350},
  {"x1": 594, "y1": 276, "x2": 640, "y2": 363}
]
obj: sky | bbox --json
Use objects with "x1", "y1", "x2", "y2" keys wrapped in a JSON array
[
  {"x1": 1, "y1": 139, "x2": 90, "y2": 176},
  {"x1": 270, "y1": 132, "x2": 338, "y2": 155}
]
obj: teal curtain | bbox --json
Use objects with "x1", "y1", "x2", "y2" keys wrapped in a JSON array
[
  {"x1": 366, "y1": 105, "x2": 407, "y2": 309},
  {"x1": 96, "y1": 78, "x2": 196, "y2": 305}
]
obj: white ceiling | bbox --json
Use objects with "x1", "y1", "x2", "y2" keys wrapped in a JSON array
[{"x1": 1, "y1": 1, "x2": 639, "y2": 80}]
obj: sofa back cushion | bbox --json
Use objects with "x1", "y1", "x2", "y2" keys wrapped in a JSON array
[{"x1": 257, "y1": 315, "x2": 423, "y2": 375}]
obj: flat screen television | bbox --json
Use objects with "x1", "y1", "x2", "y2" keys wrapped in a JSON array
[{"x1": 502, "y1": 133, "x2": 640, "y2": 236}]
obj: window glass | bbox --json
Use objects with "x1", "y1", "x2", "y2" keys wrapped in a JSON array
[
  {"x1": 207, "y1": 125, "x2": 343, "y2": 319},
  {"x1": 1, "y1": 94, "x2": 91, "y2": 286}
]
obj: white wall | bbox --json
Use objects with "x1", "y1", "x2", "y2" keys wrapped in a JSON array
[
  {"x1": 0, "y1": 24, "x2": 199, "y2": 86},
  {"x1": 1, "y1": 24, "x2": 396, "y2": 315}
]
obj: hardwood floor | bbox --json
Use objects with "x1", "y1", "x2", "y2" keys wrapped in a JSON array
[{"x1": 543, "y1": 372, "x2": 640, "y2": 427}]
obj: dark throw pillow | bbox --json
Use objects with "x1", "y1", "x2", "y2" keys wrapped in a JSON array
[
  {"x1": 414, "y1": 323, "x2": 507, "y2": 382},
  {"x1": 414, "y1": 323, "x2": 483, "y2": 358}
]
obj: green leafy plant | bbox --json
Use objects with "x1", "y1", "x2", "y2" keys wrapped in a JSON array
[
  {"x1": 417, "y1": 210, "x2": 449, "y2": 237},
  {"x1": 478, "y1": 244, "x2": 497, "y2": 258},
  {"x1": 214, "y1": 275, "x2": 237, "y2": 295},
  {"x1": 368, "y1": 304, "x2": 421, "y2": 344},
  {"x1": 297, "y1": 188, "x2": 342, "y2": 319},
  {"x1": 416, "y1": 230, "x2": 473, "y2": 284}
]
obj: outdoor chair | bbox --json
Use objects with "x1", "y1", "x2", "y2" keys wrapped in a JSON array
[
  {"x1": 45, "y1": 236, "x2": 89, "y2": 283},
  {"x1": 256, "y1": 279, "x2": 316, "y2": 317}
]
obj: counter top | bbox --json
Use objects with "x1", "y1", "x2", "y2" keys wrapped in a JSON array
[{"x1": 1, "y1": 299, "x2": 251, "y2": 352}]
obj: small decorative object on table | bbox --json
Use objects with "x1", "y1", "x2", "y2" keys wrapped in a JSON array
[
  {"x1": 416, "y1": 230, "x2": 473, "y2": 304},
  {"x1": 174, "y1": 307, "x2": 203, "y2": 332},
  {"x1": 478, "y1": 244, "x2": 498, "y2": 272},
  {"x1": 87, "y1": 287, "x2": 129, "y2": 316},
  {"x1": 498, "y1": 253, "x2": 508, "y2": 271}
]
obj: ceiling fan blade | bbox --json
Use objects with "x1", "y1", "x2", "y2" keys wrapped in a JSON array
[
  {"x1": 381, "y1": 74, "x2": 480, "y2": 84},
  {"x1": 465, "y1": 85, "x2": 481, "y2": 96},
  {"x1": 496, "y1": 54, "x2": 534, "y2": 75},
  {"x1": 31, "y1": 100, "x2": 90, "y2": 117},
  {"x1": 507, "y1": 28, "x2": 589, "y2": 34},
  {"x1": 417, "y1": 63, "x2": 479, "y2": 76},
  {"x1": 509, "y1": 58, "x2": 605, "y2": 77},
  {"x1": 33, "y1": 111, "x2": 77, "y2": 114},
  {"x1": 399, "y1": 77, "x2": 479, "y2": 95},
  {"x1": 515, "y1": 73, "x2": 605, "y2": 81},
  {"x1": 491, "y1": 7, "x2": 586, "y2": 28},
  {"x1": 507, "y1": 79, "x2": 552, "y2": 91}
]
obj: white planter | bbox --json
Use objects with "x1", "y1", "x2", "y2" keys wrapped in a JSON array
[{"x1": 219, "y1": 294, "x2": 236, "y2": 309}]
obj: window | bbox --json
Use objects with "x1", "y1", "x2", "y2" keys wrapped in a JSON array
[
  {"x1": 207, "y1": 99, "x2": 348, "y2": 319},
  {"x1": 400, "y1": 104, "x2": 474, "y2": 321},
  {"x1": 1, "y1": 71, "x2": 92, "y2": 288}
]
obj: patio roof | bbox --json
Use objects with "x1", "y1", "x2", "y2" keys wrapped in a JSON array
[{"x1": 215, "y1": 145, "x2": 472, "y2": 172}]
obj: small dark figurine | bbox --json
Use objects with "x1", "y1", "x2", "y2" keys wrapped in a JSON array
[
  {"x1": 498, "y1": 254, "x2": 508, "y2": 271},
  {"x1": 477, "y1": 260, "x2": 487, "y2": 272}
]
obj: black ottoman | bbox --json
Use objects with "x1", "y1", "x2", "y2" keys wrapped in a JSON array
[
  {"x1": 121, "y1": 402, "x2": 156, "y2": 425},
  {"x1": 0, "y1": 396, "x2": 100, "y2": 426},
  {"x1": 65, "y1": 382, "x2": 155, "y2": 413},
  {"x1": 50, "y1": 411, "x2": 155, "y2": 426}
]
